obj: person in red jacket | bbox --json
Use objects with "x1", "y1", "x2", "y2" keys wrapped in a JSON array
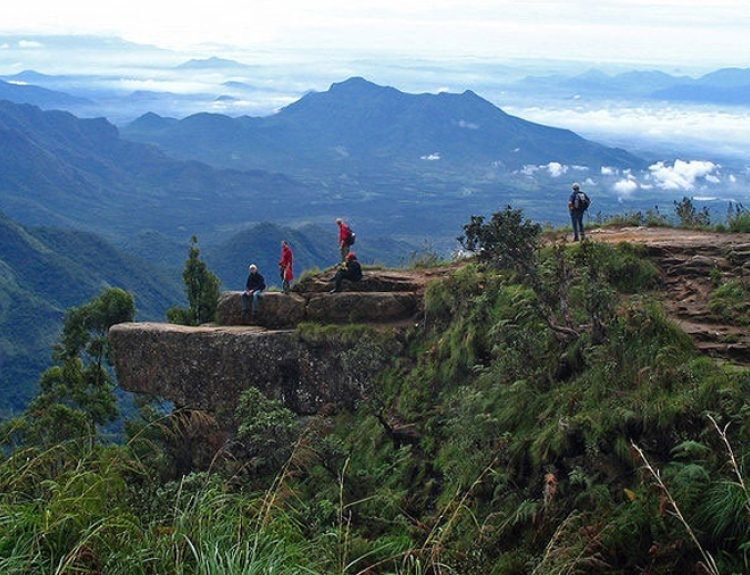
[
  {"x1": 279, "y1": 240, "x2": 294, "y2": 293},
  {"x1": 336, "y1": 218, "x2": 354, "y2": 262}
]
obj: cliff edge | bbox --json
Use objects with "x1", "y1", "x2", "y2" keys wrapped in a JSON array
[
  {"x1": 110, "y1": 228, "x2": 750, "y2": 420},
  {"x1": 109, "y1": 268, "x2": 450, "y2": 415}
]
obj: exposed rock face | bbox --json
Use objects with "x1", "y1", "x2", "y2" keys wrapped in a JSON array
[
  {"x1": 111, "y1": 268, "x2": 444, "y2": 417},
  {"x1": 216, "y1": 291, "x2": 418, "y2": 327},
  {"x1": 110, "y1": 322, "x2": 404, "y2": 415}
]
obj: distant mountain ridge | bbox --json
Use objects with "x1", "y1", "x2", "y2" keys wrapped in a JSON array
[
  {"x1": 122, "y1": 76, "x2": 644, "y2": 175},
  {"x1": 176, "y1": 57, "x2": 256, "y2": 71},
  {"x1": 0, "y1": 99, "x2": 314, "y2": 241},
  {"x1": 515, "y1": 67, "x2": 750, "y2": 105},
  {"x1": 1, "y1": 79, "x2": 92, "y2": 108}
]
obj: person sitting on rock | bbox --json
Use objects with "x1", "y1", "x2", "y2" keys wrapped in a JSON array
[
  {"x1": 330, "y1": 252, "x2": 363, "y2": 293},
  {"x1": 242, "y1": 264, "x2": 266, "y2": 322}
]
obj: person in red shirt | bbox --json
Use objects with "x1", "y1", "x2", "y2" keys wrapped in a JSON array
[
  {"x1": 336, "y1": 218, "x2": 354, "y2": 262},
  {"x1": 279, "y1": 240, "x2": 294, "y2": 294}
]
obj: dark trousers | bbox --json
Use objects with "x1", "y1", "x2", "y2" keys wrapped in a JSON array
[
  {"x1": 570, "y1": 210, "x2": 585, "y2": 240},
  {"x1": 334, "y1": 268, "x2": 357, "y2": 291}
]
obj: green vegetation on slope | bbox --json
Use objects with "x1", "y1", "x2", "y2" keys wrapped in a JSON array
[
  {"x1": 3, "y1": 211, "x2": 750, "y2": 574},
  {"x1": 0, "y1": 212, "x2": 180, "y2": 416}
]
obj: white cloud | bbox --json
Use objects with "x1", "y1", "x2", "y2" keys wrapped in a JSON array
[
  {"x1": 505, "y1": 102, "x2": 750, "y2": 162},
  {"x1": 613, "y1": 178, "x2": 639, "y2": 196},
  {"x1": 17, "y1": 40, "x2": 43, "y2": 49},
  {"x1": 601, "y1": 166, "x2": 617, "y2": 176},
  {"x1": 457, "y1": 119, "x2": 479, "y2": 129},
  {"x1": 545, "y1": 162, "x2": 568, "y2": 177},
  {"x1": 421, "y1": 152, "x2": 440, "y2": 161},
  {"x1": 648, "y1": 159, "x2": 719, "y2": 191},
  {"x1": 4, "y1": 0, "x2": 748, "y2": 66},
  {"x1": 518, "y1": 161, "x2": 570, "y2": 177}
]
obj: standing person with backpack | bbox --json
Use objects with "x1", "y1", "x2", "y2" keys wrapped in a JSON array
[
  {"x1": 336, "y1": 218, "x2": 355, "y2": 262},
  {"x1": 568, "y1": 183, "x2": 590, "y2": 241}
]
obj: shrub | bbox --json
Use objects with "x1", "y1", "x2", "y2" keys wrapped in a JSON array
[
  {"x1": 674, "y1": 196, "x2": 711, "y2": 228},
  {"x1": 458, "y1": 206, "x2": 541, "y2": 273},
  {"x1": 709, "y1": 279, "x2": 750, "y2": 324},
  {"x1": 726, "y1": 202, "x2": 750, "y2": 232}
]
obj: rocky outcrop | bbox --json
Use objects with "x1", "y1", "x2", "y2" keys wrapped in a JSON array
[
  {"x1": 110, "y1": 268, "x2": 448, "y2": 417},
  {"x1": 109, "y1": 322, "x2": 404, "y2": 415}
]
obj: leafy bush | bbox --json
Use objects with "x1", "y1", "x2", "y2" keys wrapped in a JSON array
[
  {"x1": 458, "y1": 205, "x2": 541, "y2": 272},
  {"x1": 234, "y1": 387, "x2": 300, "y2": 474}
]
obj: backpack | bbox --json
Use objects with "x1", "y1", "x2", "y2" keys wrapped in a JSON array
[
  {"x1": 346, "y1": 230, "x2": 356, "y2": 246},
  {"x1": 574, "y1": 191, "x2": 591, "y2": 211}
]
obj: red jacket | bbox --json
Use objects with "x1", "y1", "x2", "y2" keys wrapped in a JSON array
[
  {"x1": 338, "y1": 223, "x2": 352, "y2": 244},
  {"x1": 279, "y1": 245, "x2": 294, "y2": 280}
]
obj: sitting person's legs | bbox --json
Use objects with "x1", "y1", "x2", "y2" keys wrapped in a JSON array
[
  {"x1": 252, "y1": 290, "x2": 262, "y2": 315},
  {"x1": 333, "y1": 269, "x2": 346, "y2": 292}
]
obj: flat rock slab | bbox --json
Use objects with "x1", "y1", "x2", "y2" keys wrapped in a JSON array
[
  {"x1": 217, "y1": 290, "x2": 420, "y2": 328},
  {"x1": 109, "y1": 322, "x2": 403, "y2": 415}
]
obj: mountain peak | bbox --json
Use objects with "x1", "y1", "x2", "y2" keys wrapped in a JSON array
[
  {"x1": 176, "y1": 57, "x2": 247, "y2": 70},
  {"x1": 328, "y1": 76, "x2": 394, "y2": 94}
]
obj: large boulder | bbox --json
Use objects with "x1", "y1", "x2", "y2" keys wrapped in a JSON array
[
  {"x1": 306, "y1": 292, "x2": 418, "y2": 323},
  {"x1": 217, "y1": 291, "x2": 306, "y2": 328},
  {"x1": 109, "y1": 322, "x2": 404, "y2": 415},
  {"x1": 293, "y1": 270, "x2": 426, "y2": 293}
]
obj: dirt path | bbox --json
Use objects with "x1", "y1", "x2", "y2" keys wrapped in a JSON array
[{"x1": 586, "y1": 226, "x2": 750, "y2": 364}]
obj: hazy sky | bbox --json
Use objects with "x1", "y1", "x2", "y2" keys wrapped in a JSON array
[{"x1": 2, "y1": 0, "x2": 749, "y2": 69}]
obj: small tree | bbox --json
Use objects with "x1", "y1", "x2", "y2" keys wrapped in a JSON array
[
  {"x1": 167, "y1": 235, "x2": 221, "y2": 325},
  {"x1": 458, "y1": 205, "x2": 542, "y2": 273},
  {"x1": 7, "y1": 287, "x2": 135, "y2": 446}
]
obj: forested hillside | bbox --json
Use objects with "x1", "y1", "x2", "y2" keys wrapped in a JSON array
[
  {"x1": 0, "y1": 212, "x2": 179, "y2": 415},
  {"x1": 3, "y1": 213, "x2": 750, "y2": 574}
]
